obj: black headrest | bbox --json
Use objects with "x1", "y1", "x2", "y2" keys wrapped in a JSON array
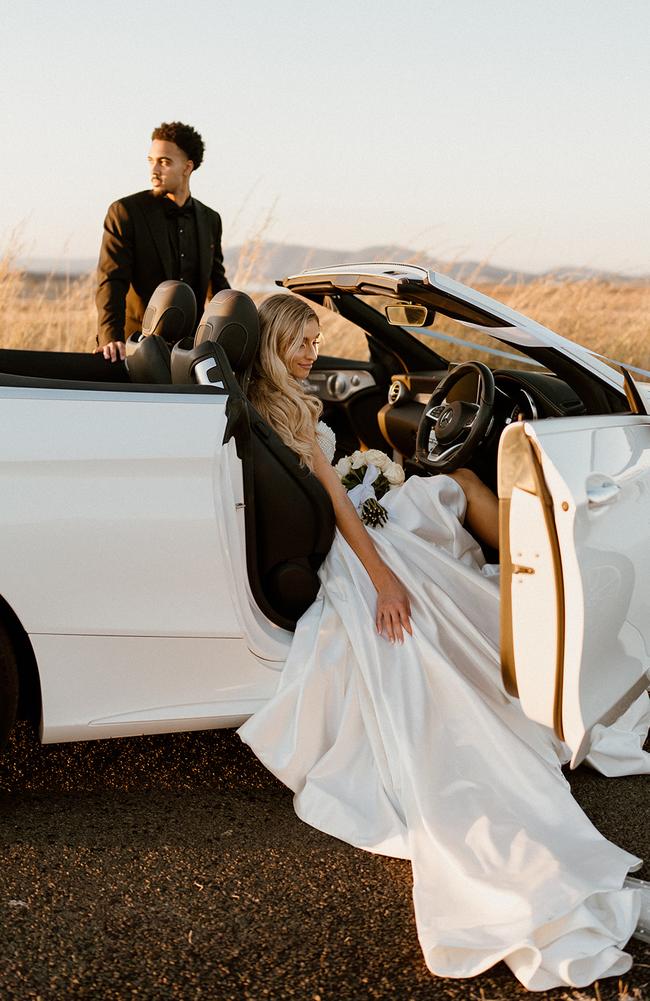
[
  {"x1": 194, "y1": 289, "x2": 259, "y2": 380},
  {"x1": 142, "y1": 281, "x2": 197, "y2": 345},
  {"x1": 125, "y1": 333, "x2": 171, "y2": 384}
]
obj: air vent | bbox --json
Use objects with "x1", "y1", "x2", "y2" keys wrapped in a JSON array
[{"x1": 388, "y1": 381, "x2": 406, "y2": 405}]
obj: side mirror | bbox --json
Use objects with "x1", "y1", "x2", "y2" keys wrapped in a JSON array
[{"x1": 384, "y1": 303, "x2": 434, "y2": 327}]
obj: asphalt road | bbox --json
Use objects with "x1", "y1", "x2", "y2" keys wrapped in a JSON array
[{"x1": 0, "y1": 722, "x2": 648, "y2": 1001}]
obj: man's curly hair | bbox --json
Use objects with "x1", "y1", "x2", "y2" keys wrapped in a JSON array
[{"x1": 151, "y1": 122, "x2": 205, "y2": 170}]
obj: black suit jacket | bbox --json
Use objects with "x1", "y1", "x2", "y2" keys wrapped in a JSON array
[{"x1": 96, "y1": 189, "x2": 229, "y2": 346}]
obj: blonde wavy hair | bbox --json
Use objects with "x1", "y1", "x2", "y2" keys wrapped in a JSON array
[{"x1": 249, "y1": 294, "x2": 323, "y2": 467}]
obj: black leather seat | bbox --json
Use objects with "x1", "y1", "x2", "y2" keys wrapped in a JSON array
[
  {"x1": 126, "y1": 281, "x2": 197, "y2": 384},
  {"x1": 246, "y1": 417, "x2": 335, "y2": 625},
  {"x1": 170, "y1": 288, "x2": 335, "y2": 629}
]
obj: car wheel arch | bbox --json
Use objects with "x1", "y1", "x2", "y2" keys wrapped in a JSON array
[{"x1": 0, "y1": 595, "x2": 41, "y2": 740}]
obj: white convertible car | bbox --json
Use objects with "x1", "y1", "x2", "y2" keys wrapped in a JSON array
[{"x1": 1, "y1": 264, "x2": 648, "y2": 766}]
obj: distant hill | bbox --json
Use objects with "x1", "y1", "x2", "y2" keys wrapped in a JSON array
[
  {"x1": 20, "y1": 257, "x2": 98, "y2": 276},
  {"x1": 19, "y1": 244, "x2": 648, "y2": 286},
  {"x1": 224, "y1": 243, "x2": 649, "y2": 286},
  {"x1": 224, "y1": 243, "x2": 541, "y2": 287}
]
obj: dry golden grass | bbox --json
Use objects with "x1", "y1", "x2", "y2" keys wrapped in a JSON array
[
  {"x1": 0, "y1": 251, "x2": 97, "y2": 353},
  {"x1": 312, "y1": 276, "x2": 650, "y2": 372},
  {"x1": 482, "y1": 276, "x2": 650, "y2": 371},
  {"x1": 1, "y1": 243, "x2": 648, "y2": 372}
]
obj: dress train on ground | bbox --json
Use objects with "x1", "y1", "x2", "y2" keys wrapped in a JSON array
[{"x1": 239, "y1": 474, "x2": 647, "y2": 991}]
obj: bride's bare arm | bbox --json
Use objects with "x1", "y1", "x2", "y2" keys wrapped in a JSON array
[{"x1": 312, "y1": 444, "x2": 412, "y2": 643}]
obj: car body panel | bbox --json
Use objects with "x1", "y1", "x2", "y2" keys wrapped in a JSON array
[
  {"x1": 36, "y1": 633, "x2": 277, "y2": 743},
  {"x1": 0, "y1": 389, "x2": 238, "y2": 636}
]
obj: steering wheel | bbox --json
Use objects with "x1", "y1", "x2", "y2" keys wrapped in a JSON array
[{"x1": 415, "y1": 361, "x2": 495, "y2": 472}]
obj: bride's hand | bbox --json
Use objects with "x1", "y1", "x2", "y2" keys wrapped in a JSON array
[
  {"x1": 375, "y1": 569, "x2": 413, "y2": 644},
  {"x1": 309, "y1": 448, "x2": 412, "y2": 643}
]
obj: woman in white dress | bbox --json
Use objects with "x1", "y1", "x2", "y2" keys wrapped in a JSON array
[{"x1": 238, "y1": 294, "x2": 650, "y2": 991}]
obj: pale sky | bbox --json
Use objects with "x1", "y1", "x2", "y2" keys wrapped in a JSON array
[{"x1": 1, "y1": 0, "x2": 648, "y2": 274}]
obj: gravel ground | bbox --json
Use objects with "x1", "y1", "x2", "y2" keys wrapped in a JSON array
[{"x1": 0, "y1": 722, "x2": 648, "y2": 1001}]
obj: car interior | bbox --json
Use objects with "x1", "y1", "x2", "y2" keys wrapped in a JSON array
[
  {"x1": 0, "y1": 278, "x2": 632, "y2": 631},
  {"x1": 293, "y1": 289, "x2": 629, "y2": 495}
]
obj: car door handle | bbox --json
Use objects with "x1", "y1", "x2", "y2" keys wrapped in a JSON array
[{"x1": 586, "y1": 475, "x2": 621, "y2": 508}]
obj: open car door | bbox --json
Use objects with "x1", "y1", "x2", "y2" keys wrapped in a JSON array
[{"x1": 499, "y1": 412, "x2": 650, "y2": 766}]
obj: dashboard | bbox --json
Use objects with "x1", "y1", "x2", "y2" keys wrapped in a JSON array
[
  {"x1": 377, "y1": 367, "x2": 586, "y2": 467},
  {"x1": 307, "y1": 355, "x2": 587, "y2": 478}
]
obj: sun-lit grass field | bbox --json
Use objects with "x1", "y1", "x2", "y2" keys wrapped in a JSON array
[{"x1": 1, "y1": 247, "x2": 648, "y2": 372}]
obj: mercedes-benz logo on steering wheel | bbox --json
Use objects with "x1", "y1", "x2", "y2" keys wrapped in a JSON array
[{"x1": 438, "y1": 408, "x2": 454, "y2": 428}]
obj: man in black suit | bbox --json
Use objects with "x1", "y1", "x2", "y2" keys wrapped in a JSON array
[{"x1": 96, "y1": 121, "x2": 229, "y2": 361}]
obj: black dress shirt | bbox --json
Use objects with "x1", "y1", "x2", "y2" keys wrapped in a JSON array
[{"x1": 162, "y1": 196, "x2": 202, "y2": 311}]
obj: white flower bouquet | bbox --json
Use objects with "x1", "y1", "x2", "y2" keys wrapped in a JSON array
[{"x1": 334, "y1": 449, "x2": 405, "y2": 527}]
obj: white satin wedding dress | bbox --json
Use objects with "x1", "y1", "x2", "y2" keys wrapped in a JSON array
[{"x1": 238, "y1": 428, "x2": 649, "y2": 992}]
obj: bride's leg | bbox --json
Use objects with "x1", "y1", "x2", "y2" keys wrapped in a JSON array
[{"x1": 449, "y1": 468, "x2": 499, "y2": 551}]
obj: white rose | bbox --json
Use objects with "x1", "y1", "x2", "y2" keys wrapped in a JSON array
[
  {"x1": 335, "y1": 455, "x2": 353, "y2": 477},
  {"x1": 361, "y1": 449, "x2": 389, "y2": 471},
  {"x1": 350, "y1": 450, "x2": 367, "y2": 469},
  {"x1": 384, "y1": 460, "x2": 405, "y2": 486}
]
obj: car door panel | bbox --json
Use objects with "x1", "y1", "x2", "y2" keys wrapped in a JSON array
[
  {"x1": 504, "y1": 484, "x2": 564, "y2": 735},
  {"x1": 499, "y1": 415, "x2": 650, "y2": 765}
]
